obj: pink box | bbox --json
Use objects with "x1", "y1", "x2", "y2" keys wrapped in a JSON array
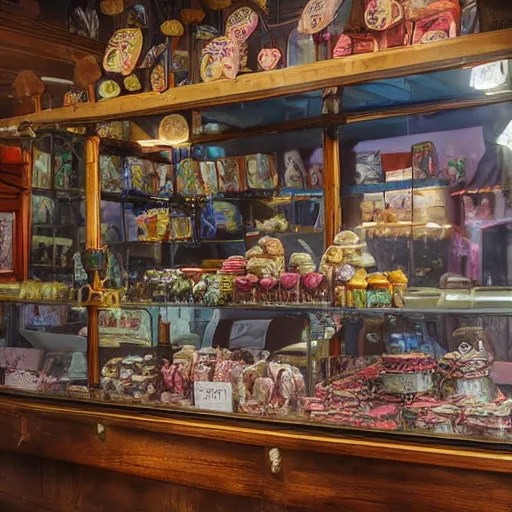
[{"x1": 0, "y1": 347, "x2": 45, "y2": 371}]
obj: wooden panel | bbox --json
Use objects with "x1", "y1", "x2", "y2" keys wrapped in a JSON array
[
  {"x1": 323, "y1": 130, "x2": 341, "y2": 247},
  {"x1": 264, "y1": 448, "x2": 512, "y2": 512},
  {"x1": 1, "y1": 396, "x2": 512, "y2": 476},
  {"x1": 0, "y1": 29, "x2": 510, "y2": 128},
  {"x1": 0, "y1": 411, "x2": 266, "y2": 498},
  {"x1": 2, "y1": 443, "x2": 512, "y2": 512},
  {"x1": 0, "y1": 451, "x2": 311, "y2": 512}
]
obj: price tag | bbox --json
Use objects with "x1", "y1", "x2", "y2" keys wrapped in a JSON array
[{"x1": 194, "y1": 381, "x2": 233, "y2": 413}]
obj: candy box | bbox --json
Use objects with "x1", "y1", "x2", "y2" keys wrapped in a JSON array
[
  {"x1": 177, "y1": 158, "x2": 206, "y2": 196},
  {"x1": 412, "y1": 141, "x2": 439, "y2": 178},
  {"x1": 217, "y1": 157, "x2": 246, "y2": 193},
  {"x1": 0, "y1": 347, "x2": 44, "y2": 371},
  {"x1": 244, "y1": 153, "x2": 278, "y2": 190}
]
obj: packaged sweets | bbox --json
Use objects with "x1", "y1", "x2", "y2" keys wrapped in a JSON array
[
  {"x1": 279, "y1": 272, "x2": 301, "y2": 303},
  {"x1": 235, "y1": 273, "x2": 259, "y2": 303},
  {"x1": 387, "y1": 269, "x2": 408, "y2": 308},
  {"x1": 217, "y1": 157, "x2": 245, "y2": 192},
  {"x1": 347, "y1": 269, "x2": 368, "y2": 308},
  {"x1": 244, "y1": 153, "x2": 278, "y2": 190},
  {"x1": 333, "y1": 264, "x2": 356, "y2": 307},
  {"x1": 177, "y1": 158, "x2": 206, "y2": 196},
  {"x1": 301, "y1": 272, "x2": 329, "y2": 304},
  {"x1": 355, "y1": 151, "x2": 383, "y2": 185},
  {"x1": 366, "y1": 273, "x2": 392, "y2": 308}
]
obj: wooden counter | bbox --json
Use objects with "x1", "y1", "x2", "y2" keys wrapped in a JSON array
[{"x1": 0, "y1": 395, "x2": 511, "y2": 512}]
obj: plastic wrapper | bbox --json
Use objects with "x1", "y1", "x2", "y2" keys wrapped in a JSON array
[
  {"x1": 355, "y1": 151, "x2": 383, "y2": 185},
  {"x1": 234, "y1": 273, "x2": 259, "y2": 303},
  {"x1": 101, "y1": 355, "x2": 161, "y2": 403}
]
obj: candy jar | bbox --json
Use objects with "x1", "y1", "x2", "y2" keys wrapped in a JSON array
[
  {"x1": 346, "y1": 269, "x2": 368, "y2": 308},
  {"x1": 235, "y1": 273, "x2": 259, "y2": 303},
  {"x1": 279, "y1": 272, "x2": 301, "y2": 304},
  {"x1": 366, "y1": 273, "x2": 392, "y2": 308},
  {"x1": 301, "y1": 272, "x2": 329, "y2": 304},
  {"x1": 260, "y1": 276, "x2": 278, "y2": 303},
  {"x1": 333, "y1": 264, "x2": 356, "y2": 307},
  {"x1": 387, "y1": 269, "x2": 408, "y2": 308}
]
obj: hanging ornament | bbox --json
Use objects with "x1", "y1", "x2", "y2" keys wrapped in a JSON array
[
  {"x1": 98, "y1": 79, "x2": 121, "y2": 100},
  {"x1": 159, "y1": 114, "x2": 190, "y2": 145}
]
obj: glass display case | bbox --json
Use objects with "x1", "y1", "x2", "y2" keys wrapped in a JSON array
[
  {"x1": 0, "y1": 60, "x2": 511, "y2": 448},
  {"x1": 31, "y1": 131, "x2": 86, "y2": 284},
  {"x1": 0, "y1": 300, "x2": 87, "y2": 395}
]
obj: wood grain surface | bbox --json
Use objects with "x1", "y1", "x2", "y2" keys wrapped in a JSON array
[
  {"x1": 0, "y1": 29, "x2": 510, "y2": 128},
  {"x1": 1, "y1": 395, "x2": 512, "y2": 476},
  {"x1": 1, "y1": 444, "x2": 512, "y2": 512}
]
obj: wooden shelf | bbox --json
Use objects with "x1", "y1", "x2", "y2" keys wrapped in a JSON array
[
  {"x1": 343, "y1": 179, "x2": 450, "y2": 195},
  {"x1": 0, "y1": 30, "x2": 510, "y2": 129}
]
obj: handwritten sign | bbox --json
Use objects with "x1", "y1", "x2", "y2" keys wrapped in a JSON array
[{"x1": 194, "y1": 381, "x2": 233, "y2": 413}]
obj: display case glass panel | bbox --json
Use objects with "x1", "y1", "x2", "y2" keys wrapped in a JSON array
[
  {"x1": 31, "y1": 132, "x2": 86, "y2": 285},
  {"x1": 0, "y1": 301, "x2": 87, "y2": 396},
  {"x1": 1, "y1": 63, "x2": 512, "y2": 447}
]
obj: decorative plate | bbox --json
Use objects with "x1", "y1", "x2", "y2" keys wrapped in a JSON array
[
  {"x1": 98, "y1": 79, "x2": 121, "y2": 99},
  {"x1": 140, "y1": 43, "x2": 166, "y2": 69},
  {"x1": 364, "y1": 0, "x2": 404, "y2": 31},
  {"x1": 225, "y1": 7, "x2": 259, "y2": 44},
  {"x1": 257, "y1": 48, "x2": 282, "y2": 70},
  {"x1": 298, "y1": 0, "x2": 345, "y2": 34},
  {"x1": 103, "y1": 28, "x2": 143, "y2": 76},
  {"x1": 159, "y1": 114, "x2": 190, "y2": 144},
  {"x1": 124, "y1": 74, "x2": 141, "y2": 92},
  {"x1": 200, "y1": 37, "x2": 240, "y2": 82}
]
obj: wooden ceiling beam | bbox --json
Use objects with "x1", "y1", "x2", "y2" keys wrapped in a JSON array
[
  {"x1": 0, "y1": 7, "x2": 105, "y2": 60},
  {"x1": 0, "y1": 29, "x2": 510, "y2": 129}
]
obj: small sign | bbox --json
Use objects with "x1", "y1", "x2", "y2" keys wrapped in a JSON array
[{"x1": 194, "y1": 381, "x2": 233, "y2": 413}]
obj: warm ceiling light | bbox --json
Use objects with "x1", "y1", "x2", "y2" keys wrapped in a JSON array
[{"x1": 41, "y1": 77, "x2": 74, "y2": 85}]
